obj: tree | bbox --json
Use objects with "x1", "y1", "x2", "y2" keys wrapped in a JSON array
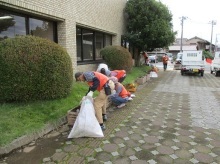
[
  {"x1": 0, "y1": 17, "x2": 15, "y2": 40},
  {"x1": 124, "y1": 0, "x2": 176, "y2": 65},
  {"x1": 0, "y1": 19, "x2": 15, "y2": 33},
  {"x1": 203, "y1": 50, "x2": 213, "y2": 60}
]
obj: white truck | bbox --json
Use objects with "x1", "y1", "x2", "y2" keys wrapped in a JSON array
[
  {"x1": 181, "y1": 50, "x2": 205, "y2": 76},
  {"x1": 210, "y1": 51, "x2": 220, "y2": 76},
  {"x1": 174, "y1": 52, "x2": 183, "y2": 70}
]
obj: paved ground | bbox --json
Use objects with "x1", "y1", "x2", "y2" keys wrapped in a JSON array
[{"x1": 2, "y1": 69, "x2": 220, "y2": 164}]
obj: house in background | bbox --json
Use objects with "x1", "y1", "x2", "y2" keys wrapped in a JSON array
[
  {"x1": 168, "y1": 36, "x2": 215, "y2": 58},
  {"x1": 0, "y1": 0, "x2": 127, "y2": 73}
]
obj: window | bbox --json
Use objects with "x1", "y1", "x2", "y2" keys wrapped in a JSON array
[
  {"x1": 82, "y1": 29, "x2": 93, "y2": 61},
  {"x1": 29, "y1": 18, "x2": 54, "y2": 41},
  {"x1": 187, "y1": 53, "x2": 197, "y2": 57},
  {"x1": 0, "y1": 10, "x2": 57, "y2": 42},
  {"x1": 121, "y1": 35, "x2": 134, "y2": 58},
  {"x1": 105, "y1": 34, "x2": 112, "y2": 46},
  {"x1": 95, "y1": 32, "x2": 104, "y2": 60},
  {"x1": 0, "y1": 13, "x2": 26, "y2": 40},
  {"x1": 121, "y1": 36, "x2": 129, "y2": 49},
  {"x1": 76, "y1": 26, "x2": 112, "y2": 63}
]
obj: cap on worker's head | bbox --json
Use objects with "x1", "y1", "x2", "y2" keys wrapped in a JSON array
[
  {"x1": 109, "y1": 76, "x2": 118, "y2": 84},
  {"x1": 75, "y1": 72, "x2": 83, "y2": 81}
]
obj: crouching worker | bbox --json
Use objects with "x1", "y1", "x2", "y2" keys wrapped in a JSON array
[
  {"x1": 109, "y1": 77, "x2": 132, "y2": 109},
  {"x1": 100, "y1": 68, "x2": 126, "y2": 83},
  {"x1": 75, "y1": 71, "x2": 115, "y2": 131},
  {"x1": 150, "y1": 65, "x2": 159, "y2": 73}
]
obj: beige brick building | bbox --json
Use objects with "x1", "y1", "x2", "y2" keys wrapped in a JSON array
[{"x1": 0, "y1": 0, "x2": 127, "y2": 73}]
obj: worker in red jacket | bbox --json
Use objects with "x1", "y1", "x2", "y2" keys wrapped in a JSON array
[
  {"x1": 100, "y1": 68, "x2": 126, "y2": 83},
  {"x1": 75, "y1": 71, "x2": 115, "y2": 131}
]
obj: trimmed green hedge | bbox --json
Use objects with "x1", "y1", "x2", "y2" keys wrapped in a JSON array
[
  {"x1": 0, "y1": 35, "x2": 73, "y2": 102},
  {"x1": 100, "y1": 45, "x2": 133, "y2": 72}
]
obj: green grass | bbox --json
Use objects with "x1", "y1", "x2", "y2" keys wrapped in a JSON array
[
  {"x1": 122, "y1": 65, "x2": 150, "y2": 84},
  {"x1": 0, "y1": 65, "x2": 150, "y2": 147}
]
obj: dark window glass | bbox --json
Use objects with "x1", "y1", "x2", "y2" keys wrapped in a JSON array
[
  {"x1": 0, "y1": 10, "x2": 56, "y2": 42},
  {"x1": 122, "y1": 39, "x2": 126, "y2": 48},
  {"x1": 29, "y1": 18, "x2": 54, "y2": 41},
  {"x1": 82, "y1": 29, "x2": 93, "y2": 61},
  {"x1": 95, "y1": 32, "x2": 103, "y2": 60},
  {"x1": 105, "y1": 34, "x2": 112, "y2": 46},
  {"x1": 0, "y1": 13, "x2": 26, "y2": 40}
]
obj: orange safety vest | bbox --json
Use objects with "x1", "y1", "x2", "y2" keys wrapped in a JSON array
[
  {"x1": 113, "y1": 70, "x2": 126, "y2": 80},
  {"x1": 87, "y1": 72, "x2": 108, "y2": 91},
  {"x1": 162, "y1": 56, "x2": 169, "y2": 64},
  {"x1": 116, "y1": 83, "x2": 130, "y2": 98}
]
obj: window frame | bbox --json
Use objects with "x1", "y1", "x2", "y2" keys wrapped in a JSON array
[{"x1": 76, "y1": 26, "x2": 112, "y2": 65}]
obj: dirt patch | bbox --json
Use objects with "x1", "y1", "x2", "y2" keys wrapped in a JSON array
[{"x1": 0, "y1": 125, "x2": 70, "y2": 164}]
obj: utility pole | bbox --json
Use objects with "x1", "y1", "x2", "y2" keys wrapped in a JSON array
[
  {"x1": 180, "y1": 16, "x2": 187, "y2": 52},
  {"x1": 215, "y1": 34, "x2": 220, "y2": 52},
  {"x1": 209, "y1": 20, "x2": 216, "y2": 53}
]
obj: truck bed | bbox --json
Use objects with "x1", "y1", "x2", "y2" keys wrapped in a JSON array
[{"x1": 182, "y1": 61, "x2": 205, "y2": 68}]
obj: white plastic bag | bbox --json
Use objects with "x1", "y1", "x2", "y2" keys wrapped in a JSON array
[
  {"x1": 68, "y1": 96, "x2": 104, "y2": 138},
  {"x1": 150, "y1": 71, "x2": 158, "y2": 78}
]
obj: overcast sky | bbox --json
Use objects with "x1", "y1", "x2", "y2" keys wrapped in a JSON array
[{"x1": 159, "y1": 0, "x2": 220, "y2": 44}]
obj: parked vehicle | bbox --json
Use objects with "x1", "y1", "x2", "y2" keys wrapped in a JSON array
[
  {"x1": 166, "y1": 53, "x2": 173, "y2": 63},
  {"x1": 174, "y1": 52, "x2": 183, "y2": 70},
  {"x1": 149, "y1": 55, "x2": 158, "y2": 63},
  {"x1": 210, "y1": 51, "x2": 220, "y2": 76},
  {"x1": 181, "y1": 50, "x2": 205, "y2": 76}
]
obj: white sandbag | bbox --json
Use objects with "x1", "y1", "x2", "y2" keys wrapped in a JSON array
[
  {"x1": 97, "y1": 63, "x2": 109, "y2": 72},
  {"x1": 68, "y1": 96, "x2": 104, "y2": 138},
  {"x1": 150, "y1": 71, "x2": 158, "y2": 78}
]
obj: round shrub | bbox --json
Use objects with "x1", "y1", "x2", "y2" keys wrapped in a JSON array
[
  {"x1": 0, "y1": 35, "x2": 73, "y2": 102},
  {"x1": 100, "y1": 46, "x2": 133, "y2": 72}
]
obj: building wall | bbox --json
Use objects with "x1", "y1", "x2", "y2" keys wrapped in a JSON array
[
  {"x1": 0, "y1": 0, "x2": 127, "y2": 73},
  {"x1": 186, "y1": 38, "x2": 200, "y2": 45},
  {"x1": 174, "y1": 38, "x2": 188, "y2": 45}
]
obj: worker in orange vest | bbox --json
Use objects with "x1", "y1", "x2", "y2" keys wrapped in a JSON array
[
  {"x1": 100, "y1": 68, "x2": 126, "y2": 83},
  {"x1": 75, "y1": 71, "x2": 115, "y2": 131},
  {"x1": 162, "y1": 54, "x2": 169, "y2": 71}
]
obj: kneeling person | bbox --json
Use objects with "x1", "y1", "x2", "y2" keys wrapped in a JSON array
[{"x1": 109, "y1": 77, "x2": 132, "y2": 109}]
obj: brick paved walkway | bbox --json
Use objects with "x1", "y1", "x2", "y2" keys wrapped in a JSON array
[{"x1": 7, "y1": 70, "x2": 219, "y2": 164}]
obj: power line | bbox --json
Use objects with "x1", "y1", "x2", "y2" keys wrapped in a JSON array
[{"x1": 187, "y1": 19, "x2": 210, "y2": 25}]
